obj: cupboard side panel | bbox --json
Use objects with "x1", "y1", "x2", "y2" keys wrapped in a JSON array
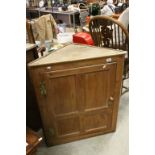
[
  {"x1": 111, "y1": 56, "x2": 125, "y2": 130},
  {"x1": 28, "y1": 68, "x2": 53, "y2": 145}
]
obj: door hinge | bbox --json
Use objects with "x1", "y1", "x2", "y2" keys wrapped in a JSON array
[{"x1": 40, "y1": 81, "x2": 46, "y2": 96}]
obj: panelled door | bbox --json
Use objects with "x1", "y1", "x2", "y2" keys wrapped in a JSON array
[
  {"x1": 79, "y1": 63, "x2": 117, "y2": 134},
  {"x1": 41, "y1": 62, "x2": 117, "y2": 144}
]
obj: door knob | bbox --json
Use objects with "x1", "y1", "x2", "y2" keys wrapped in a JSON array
[
  {"x1": 108, "y1": 96, "x2": 114, "y2": 106},
  {"x1": 109, "y1": 96, "x2": 114, "y2": 101}
]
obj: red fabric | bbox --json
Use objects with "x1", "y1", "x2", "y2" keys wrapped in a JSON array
[{"x1": 73, "y1": 32, "x2": 94, "y2": 46}]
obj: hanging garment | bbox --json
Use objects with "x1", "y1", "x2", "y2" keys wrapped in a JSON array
[{"x1": 33, "y1": 14, "x2": 57, "y2": 45}]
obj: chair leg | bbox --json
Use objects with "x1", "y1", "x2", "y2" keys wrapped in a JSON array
[
  {"x1": 121, "y1": 79, "x2": 129, "y2": 95},
  {"x1": 121, "y1": 85, "x2": 129, "y2": 95}
]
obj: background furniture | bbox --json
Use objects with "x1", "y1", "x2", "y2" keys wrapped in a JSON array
[
  {"x1": 28, "y1": 44, "x2": 126, "y2": 146},
  {"x1": 26, "y1": 7, "x2": 80, "y2": 28},
  {"x1": 40, "y1": 9, "x2": 78, "y2": 28},
  {"x1": 26, "y1": 44, "x2": 42, "y2": 131},
  {"x1": 89, "y1": 15, "x2": 129, "y2": 94},
  {"x1": 111, "y1": 13, "x2": 121, "y2": 19},
  {"x1": 26, "y1": 7, "x2": 40, "y2": 19},
  {"x1": 26, "y1": 19, "x2": 36, "y2": 44},
  {"x1": 79, "y1": 10, "x2": 89, "y2": 28},
  {"x1": 26, "y1": 128, "x2": 43, "y2": 155},
  {"x1": 26, "y1": 19, "x2": 47, "y2": 56}
]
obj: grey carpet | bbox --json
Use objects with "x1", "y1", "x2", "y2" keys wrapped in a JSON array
[{"x1": 37, "y1": 79, "x2": 129, "y2": 155}]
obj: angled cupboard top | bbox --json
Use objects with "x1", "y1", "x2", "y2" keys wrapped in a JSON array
[{"x1": 28, "y1": 44, "x2": 126, "y2": 67}]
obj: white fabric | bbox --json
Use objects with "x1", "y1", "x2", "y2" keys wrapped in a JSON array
[
  {"x1": 107, "y1": 0, "x2": 113, "y2": 5},
  {"x1": 101, "y1": 0, "x2": 115, "y2": 16},
  {"x1": 117, "y1": 2, "x2": 123, "y2": 7},
  {"x1": 57, "y1": 32, "x2": 75, "y2": 44},
  {"x1": 118, "y1": 7, "x2": 129, "y2": 29}
]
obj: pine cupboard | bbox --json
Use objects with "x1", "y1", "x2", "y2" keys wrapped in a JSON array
[{"x1": 28, "y1": 44, "x2": 126, "y2": 146}]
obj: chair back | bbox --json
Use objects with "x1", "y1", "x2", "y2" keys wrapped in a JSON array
[
  {"x1": 89, "y1": 15, "x2": 129, "y2": 50},
  {"x1": 26, "y1": 19, "x2": 46, "y2": 57},
  {"x1": 79, "y1": 10, "x2": 89, "y2": 27},
  {"x1": 89, "y1": 15, "x2": 129, "y2": 78},
  {"x1": 26, "y1": 19, "x2": 35, "y2": 44}
]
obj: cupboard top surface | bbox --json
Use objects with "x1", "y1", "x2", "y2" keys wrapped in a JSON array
[{"x1": 28, "y1": 44, "x2": 126, "y2": 67}]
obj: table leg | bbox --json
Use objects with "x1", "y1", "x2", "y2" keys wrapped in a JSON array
[
  {"x1": 68, "y1": 14, "x2": 72, "y2": 27},
  {"x1": 73, "y1": 12, "x2": 75, "y2": 30}
]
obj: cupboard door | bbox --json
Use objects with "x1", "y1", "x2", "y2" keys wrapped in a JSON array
[
  {"x1": 44, "y1": 74, "x2": 81, "y2": 140},
  {"x1": 41, "y1": 62, "x2": 117, "y2": 142},
  {"x1": 78, "y1": 63, "x2": 117, "y2": 133}
]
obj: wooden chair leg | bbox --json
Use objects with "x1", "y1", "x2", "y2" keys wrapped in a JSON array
[
  {"x1": 37, "y1": 46, "x2": 46, "y2": 56},
  {"x1": 122, "y1": 85, "x2": 129, "y2": 95},
  {"x1": 121, "y1": 79, "x2": 129, "y2": 95}
]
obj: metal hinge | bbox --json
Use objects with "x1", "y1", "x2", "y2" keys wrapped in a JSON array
[{"x1": 40, "y1": 81, "x2": 46, "y2": 96}]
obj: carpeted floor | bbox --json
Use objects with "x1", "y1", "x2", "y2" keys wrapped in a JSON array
[{"x1": 36, "y1": 79, "x2": 129, "y2": 155}]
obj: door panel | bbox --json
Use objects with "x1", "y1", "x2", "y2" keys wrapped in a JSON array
[
  {"x1": 45, "y1": 74, "x2": 80, "y2": 138},
  {"x1": 56, "y1": 116, "x2": 80, "y2": 137},
  {"x1": 82, "y1": 63, "x2": 116, "y2": 111},
  {"x1": 79, "y1": 63, "x2": 117, "y2": 132},
  {"x1": 47, "y1": 75, "x2": 78, "y2": 115},
  {"x1": 84, "y1": 110, "x2": 112, "y2": 133},
  {"x1": 84, "y1": 71, "x2": 109, "y2": 110},
  {"x1": 43, "y1": 63, "x2": 117, "y2": 139}
]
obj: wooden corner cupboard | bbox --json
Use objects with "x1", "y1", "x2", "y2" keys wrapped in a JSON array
[{"x1": 28, "y1": 44, "x2": 126, "y2": 146}]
